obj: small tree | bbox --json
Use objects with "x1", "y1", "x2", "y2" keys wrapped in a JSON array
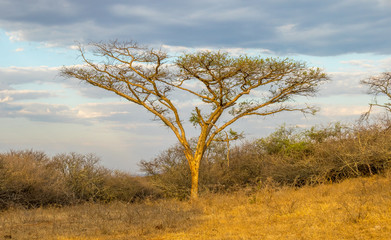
[
  {"x1": 361, "y1": 72, "x2": 391, "y2": 115},
  {"x1": 61, "y1": 41, "x2": 328, "y2": 199}
]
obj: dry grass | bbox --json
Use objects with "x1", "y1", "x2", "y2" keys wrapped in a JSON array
[
  {"x1": 0, "y1": 200, "x2": 201, "y2": 240},
  {"x1": 1, "y1": 172, "x2": 391, "y2": 240},
  {"x1": 168, "y1": 174, "x2": 391, "y2": 240}
]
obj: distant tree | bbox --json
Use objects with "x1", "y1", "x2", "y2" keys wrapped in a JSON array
[
  {"x1": 61, "y1": 41, "x2": 328, "y2": 199},
  {"x1": 361, "y1": 72, "x2": 391, "y2": 117}
]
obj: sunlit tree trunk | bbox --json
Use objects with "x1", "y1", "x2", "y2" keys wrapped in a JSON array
[
  {"x1": 184, "y1": 127, "x2": 210, "y2": 199},
  {"x1": 189, "y1": 156, "x2": 201, "y2": 199}
]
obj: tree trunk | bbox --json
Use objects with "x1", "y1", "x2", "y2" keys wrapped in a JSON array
[
  {"x1": 186, "y1": 128, "x2": 209, "y2": 200},
  {"x1": 190, "y1": 167, "x2": 199, "y2": 200},
  {"x1": 188, "y1": 153, "x2": 202, "y2": 200}
]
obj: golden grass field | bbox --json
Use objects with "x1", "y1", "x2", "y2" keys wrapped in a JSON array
[{"x1": 1, "y1": 172, "x2": 391, "y2": 240}]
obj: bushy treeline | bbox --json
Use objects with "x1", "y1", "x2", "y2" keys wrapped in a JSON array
[
  {"x1": 140, "y1": 119, "x2": 391, "y2": 199},
  {"x1": 2, "y1": 119, "x2": 391, "y2": 207},
  {"x1": 0, "y1": 151, "x2": 158, "y2": 209}
]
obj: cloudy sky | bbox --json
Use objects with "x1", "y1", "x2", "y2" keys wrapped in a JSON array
[{"x1": 1, "y1": 0, "x2": 391, "y2": 173}]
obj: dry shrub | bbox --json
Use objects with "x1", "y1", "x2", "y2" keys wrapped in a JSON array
[
  {"x1": 250, "y1": 120, "x2": 391, "y2": 186},
  {"x1": 102, "y1": 171, "x2": 159, "y2": 202},
  {"x1": 0, "y1": 150, "x2": 69, "y2": 209},
  {"x1": 50, "y1": 152, "x2": 110, "y2": 202},
  {"x1": 140, "y1": 144, "x2": 191, "y2": 199},
  {"x1": 0, "y1": 150, "x2": 159, "y2": 209},
  {"x1": 313, "y1": 121, "x2": 391, "y2": 182},
  {"x1": 141, "y1": 120, "x2": 391, "y2": 197}
]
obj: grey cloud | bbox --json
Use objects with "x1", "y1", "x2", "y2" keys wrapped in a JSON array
[
  {"x1": 0, "y1": 99, "x2": 163, "y2": 126},
  {"x1": 0, "y1": 102, "x2": 23, "y2": 114},
  {"x1": 0, "y1": 101, "x2": 88, "y2": 124},
  {"x1": 0, "y1": 90, "x2": 56, "y2": 101},
  {"x1": 0, "y1": 66, "x2": 118, "y2": 100},
  {"x1": 0, "y1": 66, "x2": 59, "y2": 87},
  {"x1": 0, "y1": 0, "x2": 390, "y2": 55},
  {"x1": 63, "y1": 78, "x2": 117, "y2": 99}
]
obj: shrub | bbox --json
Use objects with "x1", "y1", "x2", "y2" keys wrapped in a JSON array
[
  {"x1": 140, "y1": 120, "x2": 391, "y2": 197},
  {"x1": 0, "y1": 150, "x2": 159, "y2": 209},
  {"x1": 139, "y1": 144, "x2": 191, "y2": 199},
  {"x1": 102, "y1": 170, "x2": 160, "y2": 202},
  {"x1": 50, "y1": 152, "x2": 109, "y2": 202},
  {"x1": 50, "y1": 152, "x2": 160, "y2": 203},
  {"x1": 0, "y1": 150, "x2": 69, "y2": 209}
]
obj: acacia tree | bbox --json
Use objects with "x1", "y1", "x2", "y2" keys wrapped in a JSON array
[
  {"x1": 61, "y1": 41, "x2": 328, "y2": 199},
  {"x1": 361, "y1": 72, "x2": 391, "y2": 114}
]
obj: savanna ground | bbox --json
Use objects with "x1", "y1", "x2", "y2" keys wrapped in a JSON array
[
  {"x1": 2, "y1": 120, "x2": 391, "y2": 239},
  {"x1": 1, "y1": 172, "x2": 391, "y2": 240}
]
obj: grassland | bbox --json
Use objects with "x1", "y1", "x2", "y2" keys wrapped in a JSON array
[
  {"x1": 1, "y1": 171, "x2": 391, "y2": 240},
  {"x1": 1, "y1": 122, "x2": 391, "y2": 239}
]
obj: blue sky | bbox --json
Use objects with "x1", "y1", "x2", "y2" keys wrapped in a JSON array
[{"x1": 1, "y1": 0, "x2": 391, "y2": 173}]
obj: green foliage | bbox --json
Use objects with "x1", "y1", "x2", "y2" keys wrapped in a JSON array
[
  {"x1": 304, "y1": 122, "x2": 344, "y2": 143},
  {"x1": 258, "y1": 124, "x2": 310, "y2": 156}
]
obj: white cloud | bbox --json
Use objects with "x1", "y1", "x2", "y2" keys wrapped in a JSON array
[
  {"x1": 161, "y1": 45, "x2": 191, "y2": 53},
  {"x1": 0, "y1": 101, "x2": 81, "y2": 123},
  {"x1": 320, "y1": 105, "x2": 369, "y2": 117},
  {"x1": 379, "y1": 58, "x2": 391, "y2": 71},
  {"x1": 0, "y1": 89, "x2": 55, "y2": 101},
  {"x1": 0, "y1": 66, "x2": 60, "y2": 88},
  {"x1": 5, "y1": 31, "x2": 24, "y2": 42},
  {"x1": 76, "y1": 102, "x2": 130, "y2": 119},
  {"x1": 320, "y1": 72, "x2": 367, "y2": 96},
  {"x1": 161, "y1": 44, "x2": 274, "y2": 57},
  {"x1": 0, "y1": 96, "x2": 12, "y2": 103},
  {"x1": 277, "y1": 23, "x2": 297, "y2": 33},
  {"x1": 69, "y1": 45, "x2": 79, "y2": 50},
  {"x1": 338, "y1": 56, "x2": 391, "y2": 73},
  {"x1": 341, "y1": 60, "x2": 375, "y2": 70}
]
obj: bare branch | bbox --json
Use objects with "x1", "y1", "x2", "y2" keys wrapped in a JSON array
[{"x1": 361, "y1": 72, "x2": 391, "y2": 117}]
